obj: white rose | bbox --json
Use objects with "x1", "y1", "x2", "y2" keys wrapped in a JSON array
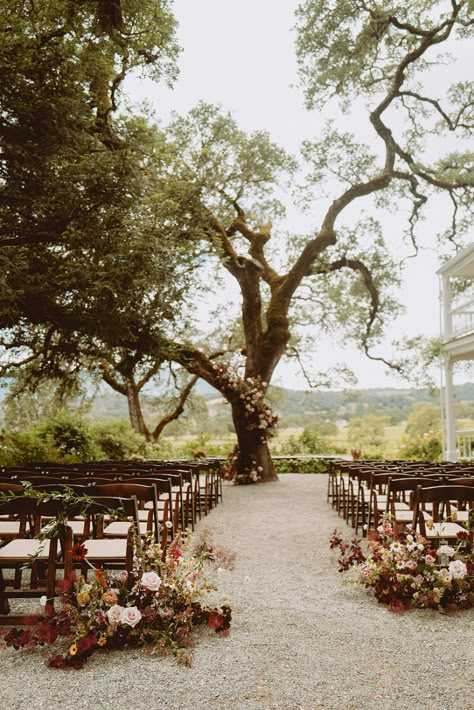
[
  {"x1": 121, "y1": 606, "x2": 142, "y2": 628},
  {"x1": 107, "y1": 604, "x2": 125, "y2": 624},
  {"x1": 140, "y1": 571, "x2": 162, "y2": 592},
  {"x1": 448, "y1": 559, "x2": 467, "y2": 579},
  {"x1": 39, "y1": 595, "x2": 48, "y2": 607}
]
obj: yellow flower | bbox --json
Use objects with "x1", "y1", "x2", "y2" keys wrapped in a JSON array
[
  {"x1": 425, "y1": 519, "x2": 434, "y2": 530},
  {"x1": 69, "y1": 643, "x2": 78, "y2": 656},
  {"x1": 97, "y1": 635, "x2": 107, "y2": 647},
  {"x1": 101, "y1": 590, "x2": 118, "y2": 606},
  {"x1": 76, "y1": 591, "x2": 90, "y2": 606}
]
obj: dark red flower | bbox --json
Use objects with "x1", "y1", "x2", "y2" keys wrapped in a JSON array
[
  {"x1": 457, "y1": 530, "x2": 469, "y2": 541},
  {"x1": 366, "y1": 530, "x2": 380, "y2": 542},
  {"x1": 55, "y1": 578, "x2": 72, "y2": 595},
  {"x1": 206, "y1": 611, "x2": 224, "y2": 630},
  {"x1": 71, "y1": 543, "x2": 88, "y2": 561}
]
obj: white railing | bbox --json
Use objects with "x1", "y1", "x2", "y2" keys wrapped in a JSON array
[
  {"x1": 456, "y1": 429, "x2": 474, "y2": 459},
  {"x1": 448, "y1": 298, "x2": 474, "y2": 338}
]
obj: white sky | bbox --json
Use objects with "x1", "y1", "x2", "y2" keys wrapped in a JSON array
[{"x1": 125, "y1": 0, "x2": 468, "y2": 391}]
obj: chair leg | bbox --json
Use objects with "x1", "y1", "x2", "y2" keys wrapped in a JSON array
[{"x1": 0, "y1": 571, "x2": 10, "y2": 615}]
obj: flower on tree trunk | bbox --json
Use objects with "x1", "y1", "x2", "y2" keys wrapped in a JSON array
[{"x1": 212, "y1": 362, "x2": 279, "y2": 443}]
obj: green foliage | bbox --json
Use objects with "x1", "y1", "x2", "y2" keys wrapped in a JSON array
[
  {"x1": 345, "y1": 414, "x2": 390, "y2": 449},
  {"x1": 296, "y1": 0, "x2": 474, "y2": 109},
  {"x1": 398, "y1": 433, "x2": 443, "y2": 461},
  {"x1": 175, "y1": 434, "x2": 231, "y2": 459},
  {"x1": 0, "y1": 430, "x2": 61, "y2": 466},
  {"x1": 273, "y1": 457, "x2": 331, "y2": 474},
  {"x1": 405, "y1": 403, "x2": 441, "y2": 438},
  {"x1": 37, "y1": 411, "x2": 102, "y2": 461},
  {"x1": 278, "y1": 427, "x2": 332, "y2": 455},
  {"x1": 89, "y1": 420, "x2": 159, "y2": 460},
  {"x1": 2, "y1": 372, "x2": 91, "y2": 430}
]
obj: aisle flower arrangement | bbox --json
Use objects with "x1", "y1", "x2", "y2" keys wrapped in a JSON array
[
  {"x1": 2, "y1": 532, "x2": 231, "y2": 669},
  {"x1": 330, "y1": 515, "x2": 473, "y2": 612}
]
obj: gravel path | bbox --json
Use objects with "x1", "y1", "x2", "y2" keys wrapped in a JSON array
[{"x1": 0, "y1": 474, "x2": 473, "y2": 710}]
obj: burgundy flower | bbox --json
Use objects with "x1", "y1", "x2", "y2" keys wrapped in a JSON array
[
  {"x1": 206, "y1": 611, "x2": 224, "y2": 630},
  {"x1": 55, "y1": 578, "x2": 72, "y2": 595},
  {"x1": 71, "y1": 543, "x2": 88, "y2": 561}
]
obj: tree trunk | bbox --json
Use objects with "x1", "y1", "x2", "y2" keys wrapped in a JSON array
[
  {"x1": 231, "y1": 400, "x2": 278, "y2": 483},
  {"x1": 125, "y1": 380, "x2": 150, "y2": 440}
]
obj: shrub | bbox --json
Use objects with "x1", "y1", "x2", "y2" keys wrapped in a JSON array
[
  {"x1": 0, "y1": 430, "x2": 61, "y2": 466},
  {"x1": 89, "y1": 420, "x2": 162, "y2": 460},
  {"x1": 37, "y1": 411, "x2": 102, "y2": 461},
  {"x1": 397, "y1": 433, "x2": 442, "y2": 461},
  {"x1": 272, "y1": 457, "x2": 331, "y2": 474},
  {"x1": 277, "y1": 428, "x2": 331, "y2": 455}
]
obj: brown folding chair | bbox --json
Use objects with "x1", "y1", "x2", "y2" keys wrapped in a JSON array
[
  {"x1": 0, "y1": 496, "x2": 75, "y2": 623},
  {"x1": 412, "y1": 485, "x2": 474, "y2": 543}
]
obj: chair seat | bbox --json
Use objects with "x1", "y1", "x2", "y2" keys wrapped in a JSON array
[
  {"x1": 425, "y1": 522, "x2": 467, "y2": 538},
  {"x1": 103, "y1": 521, "x2": 150, "y2": 537},
  {"x1": 144, "y1": 499, "x2": 169, "y2": 510},
  {"x1": 395, "y1": 510, "x2": 432, "y2": 522},
  {"x1": 0, "y1": 521, "x2": 21, "y2": 536},
  {"x1": 82, "y1": 538, "x2": 127, "y2": 559},
  {"x1": 374, "y1": 496, "x2": 409, "y2": 511},
  {"x1": 0, "y1": 539, "x2": 51, "y2": 560}
]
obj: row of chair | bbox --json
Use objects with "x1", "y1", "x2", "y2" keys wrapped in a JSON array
[
  {"x1": 0, "y1": 459, "x2": 225, "y2": 623},
  {"x1": 0, "y1": 458, "x2": 224, "y2": 533},
  {"x1": 328, "y1": 459, "x2": 474, "y2": 542}
]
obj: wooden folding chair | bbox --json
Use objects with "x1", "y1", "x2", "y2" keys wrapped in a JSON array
[
  {"x1": 0, "y1": 496, "x2": 75, "y2": 623},
  {"x1": 78, "y1": 495, "x2": 141, "y2": 579},
  {"x1": 412, "y1": 485, "x2": 474, "y2": 542}
]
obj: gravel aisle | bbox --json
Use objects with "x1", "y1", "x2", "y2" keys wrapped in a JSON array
[{"x1": 0, "y1": 474, "x2": 473, "y2": 710}]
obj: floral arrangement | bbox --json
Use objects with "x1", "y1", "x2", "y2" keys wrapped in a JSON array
[
  {"x1": 212, "y1": 362, "x2": 279, "y2": 443},
  {"x1": 2, "y1": 532, "x2": 232, "y2": 669},
  {"x1": 330, "y1": 515, "x2": 473, "y2": 612}
]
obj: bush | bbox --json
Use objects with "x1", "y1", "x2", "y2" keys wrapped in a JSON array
[
  {"x1": 37, "y1": 411, "x2": 102, "y2": 461},
  {"x1": 397, "y1": 433, "x2": 442, "y2": 461},
  {"x1": 89, "y1": 420, "x2": 162, "y2": 460},
  {"x1": 273, "y1": 457, "x2": 331, "y2": 474},
  {"x1": 176, "y1": 434, "x2": 231, "y2": 459},
  {"x1": 0, "y1": 430, "x2": 61, "y2": 466}
]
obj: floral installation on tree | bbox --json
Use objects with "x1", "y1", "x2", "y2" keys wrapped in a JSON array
[
  {"x1": 212, "y1": 362, "x2": 278, "y2": 483},
  {"x1": 1, "y1": 532, "x2": 232, "y2": 669},
  {"x1": 329, "y1": 514, "x2": 473, "y2": 613},
  {"x1": 220, "y1": 444, "x2": 240, "y2": 481},
  {"x1": 212, "y1": 363, "x2": 279, "y2": 443}
]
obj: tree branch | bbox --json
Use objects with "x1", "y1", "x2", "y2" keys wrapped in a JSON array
[{"x1": 150, "y1": 374, "x2": 198, "y2": 440}]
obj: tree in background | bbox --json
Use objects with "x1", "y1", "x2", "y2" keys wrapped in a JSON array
[
  {"x1": 405, "y1": 403, "x2": 441, "y2": 438},
  {"x1": 346, "y1": 414, "x2": 390, "y2": 452}
]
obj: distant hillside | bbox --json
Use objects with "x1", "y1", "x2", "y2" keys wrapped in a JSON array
[
  {"x1": 2, "y1": 374, "x2": 472, "y2": 430},
  {"x1": 269, "y1": 382, "x2": 474, "y2": 425},
  {"x1": 86, "y1": 381, "x2": 474, "y2": 429}
]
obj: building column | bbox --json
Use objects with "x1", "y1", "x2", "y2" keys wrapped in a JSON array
[
  {"x1": 443, "y1": 354, "x2": 457, "y2": 461},
  {"x1": 440, "y1": 275, "x2": 452, "y2": 340}
]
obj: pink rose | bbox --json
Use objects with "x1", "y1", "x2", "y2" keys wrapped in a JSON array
[
  {"x1": 448, "y1": 559, "x2": 467, "y2": 579},
  {"x1": 107, "y1": 604, "x2": 124, "y2": 624},
  {"x1": 121, "y1": 606, "x2": 142, "y2": 628},
  {"x1": 140, "y1": 571, "x2": 162, "y2": 592}
]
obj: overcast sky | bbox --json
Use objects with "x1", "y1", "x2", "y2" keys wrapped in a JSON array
[{"x1": 125, "y1": 0, "x2": 463, "y2": 391}]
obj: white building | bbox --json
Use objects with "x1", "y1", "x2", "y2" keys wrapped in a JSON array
[{"x1": 438, "y1": 244, "x2": 474, "y2": 460}]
